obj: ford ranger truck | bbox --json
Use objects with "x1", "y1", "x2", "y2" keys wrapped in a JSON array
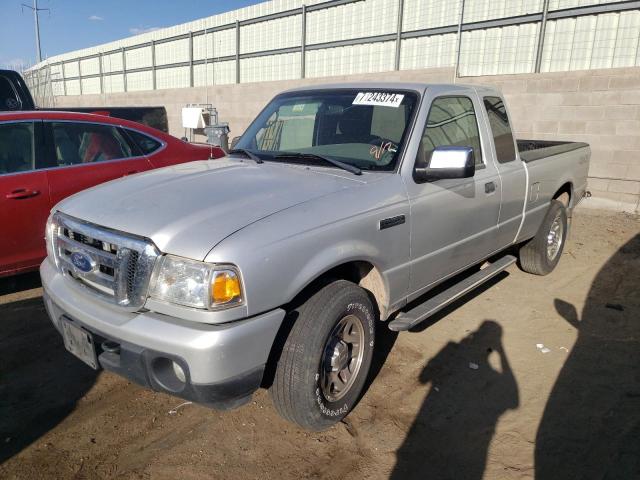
[{"x1": 41, "y1": 83, "x2": 590, "y2": 431}]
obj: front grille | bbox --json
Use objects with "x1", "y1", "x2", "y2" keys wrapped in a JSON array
[
  {"x1": 52, "y1": 213, "x2": 159, "y2": 310},
  {"x1": 67, "y1": 230, "x2": 117, "y2": 254},
  {"x1": 126, "y1": 251, "x2": 140, "y2": 297}
]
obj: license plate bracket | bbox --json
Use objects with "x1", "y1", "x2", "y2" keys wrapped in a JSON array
[{"x1": 60, "y1": 317, "x2": 99, "y2": 370}]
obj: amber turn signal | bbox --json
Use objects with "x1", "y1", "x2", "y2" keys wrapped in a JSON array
[{"x1": 211, "y1": 270, "x2": 242, "y2": 305}]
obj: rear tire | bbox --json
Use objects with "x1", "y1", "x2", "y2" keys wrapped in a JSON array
[
  {"x1": 270, "y1": 280, "x2": 375, "y2": 431},
  {"x1": 519, "y1": 199, "x2": 567, "y2": 276}
]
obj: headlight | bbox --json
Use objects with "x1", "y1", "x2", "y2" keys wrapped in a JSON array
[
  {"x1": 45, "y1": 212, "x2": 60, "y2": 267},
  {"x1": 149, "y1": 255, "x2": 243, "y2": 310}
]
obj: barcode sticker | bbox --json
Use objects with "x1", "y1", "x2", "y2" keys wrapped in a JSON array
[{"x1": 353, "y1": 92, "x2": 405, "y2": 108}]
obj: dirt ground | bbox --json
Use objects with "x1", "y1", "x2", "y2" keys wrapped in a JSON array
[{"x1": 1, "y1": 209, "x2": 638, "y2": 480}]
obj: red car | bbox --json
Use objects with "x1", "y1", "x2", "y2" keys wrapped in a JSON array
[{"x1": 0, "y1": 111, "x2": 224, "y2": 277}]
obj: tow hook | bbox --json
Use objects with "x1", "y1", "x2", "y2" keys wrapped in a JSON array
[{"x1": 102, "y1": 340, "x2": 120, "y2": 355}]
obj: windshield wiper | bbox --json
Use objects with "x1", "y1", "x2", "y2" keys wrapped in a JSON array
[
  {"x1": 274, "y1": 153, "x2": 362, "y2": 176},
  {"x1": 228, "y1": 148, "x2": 263, "y2": 164}
]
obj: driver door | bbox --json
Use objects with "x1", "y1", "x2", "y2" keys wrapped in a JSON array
[
  {"x1": 0, "y1": 120, "x2": 51, "y2": 275},
  {"x1": 404, "y1": 92, "x2": 502, "y2": 300}
]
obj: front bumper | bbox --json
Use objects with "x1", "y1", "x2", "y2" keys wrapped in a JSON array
[{"x1": 41, "y1": 259, "x2": 285, "y2": 410}]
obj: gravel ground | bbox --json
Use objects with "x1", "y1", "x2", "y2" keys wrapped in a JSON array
[{"x1": 1, "y1": 209, "x2": 638, "y2": 480}]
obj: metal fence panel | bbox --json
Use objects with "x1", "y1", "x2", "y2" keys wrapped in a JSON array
[
  {"x1": 306, "y1": 41, "x2": 396, "y2": 77},
  {"x1": 63, "y1": 61, "x2": 79, "y2": 78},
  {"x1": 193, "y1": 29, "x2": 237, "y2": 61},
  {"x1": 80, "y1": 77, "x2": 101, "y2": 95},
  {"x1": 103, "y1": 74, "x2": 125, "y2": 93},
  {"x1": 459, "y1": 22, "x2": 540, "y2": 76},
  {"x1": 52, "y1": 81, "x2": 64, "y2": 96},
  {"x1": 614, "y1": 10, "x2": 640, "y2": 67},
  {"x1": 241, "y1": 15, "x2": 302, "y2": 53},
  {"x1": 402, "y1": 0, "x2": 462, "y2": 31},
  {"x1": 464, "y1": 0, "x2": 544, "y2": 23},
  {"x1": 307, "y1": 0, "x2": 398, "y2": 44},
  {"x1": 548, "y1": 0, "x2": 622, "y2": 11},
  {"x1": 155, "y1": 38, "x2": 190, "y2": 66},
  {"x1": 80, "y1": 57, "x2": 100, "y2": 76},
  {"x1": 102, "y1": 52, "x2": 123, "y2": 74},
  {"x1": 126, "y1": 70, "x2": 154, "y2": 91},
  {"x1": 22, "y1": 0, "x2": 640, "y2": 101},
  {"x1": 400, "y1": 34, "x2": 457, "y2": 70},
  {"x1": 241, "y1": 52, "x2": 301, "y2": 82},
  {"x1": 65, "y1": 79, "x2": 80, "y2": 95},
  {"x1": 541, "y1": 10, "x2": 640, "y2": 72},
  {"x1": 126, "y1": 46, "x2": 153, "y2": 70},
  {"x1": 156, "y1": 66, "x2": 190, "y2": 89}
]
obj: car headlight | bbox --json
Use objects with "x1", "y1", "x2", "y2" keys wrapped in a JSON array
[
  {"x1": 45, "y1": 212, "x2": 60, "y2": 267},
  {"x1": 149, "y1": 255, "x2": 243, "y2": 310}
]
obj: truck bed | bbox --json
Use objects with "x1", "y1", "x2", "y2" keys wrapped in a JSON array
[
  {"x1": 0, "y1": 69, "x2": 168, "y2": 133},
  {"x1": 517, "y1": 139, "x2": 589, "y2": 163}
]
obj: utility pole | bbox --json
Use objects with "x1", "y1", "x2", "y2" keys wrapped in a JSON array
[
  {"x1": 454, "y1": 0, "x2": 466, "y2": 81},
  {"x1": 22, "y1": 0, "x2": 49, "y2": 63}
]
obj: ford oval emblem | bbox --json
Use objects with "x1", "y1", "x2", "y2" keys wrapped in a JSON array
[{"x1": 70, "y1": 252, "x2": 94, "y2": 273}]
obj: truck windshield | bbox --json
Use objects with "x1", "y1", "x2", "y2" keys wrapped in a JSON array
[{"x1": 235, "y1": 90, "x2": 418, "y2": 171}]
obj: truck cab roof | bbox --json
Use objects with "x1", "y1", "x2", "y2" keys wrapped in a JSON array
[{"x1": 279, "y1": 82, "x2": 503, "y2": 97}]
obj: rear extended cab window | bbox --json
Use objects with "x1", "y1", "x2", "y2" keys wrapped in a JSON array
[{"x1": 483, "y1": 96, "x2": 516, "y2": 163}]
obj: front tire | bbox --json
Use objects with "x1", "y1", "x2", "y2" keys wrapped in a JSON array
[
  {"x1": 270, "y1": 280, "x2": 376, "y2": 431},
  {"x1": 519, "y1": 199, "x2": 568, "y2": 276}
]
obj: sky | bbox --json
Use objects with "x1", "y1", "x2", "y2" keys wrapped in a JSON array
[{"x1": 0, "y1": 0, "x2": 265, "y2": 70}]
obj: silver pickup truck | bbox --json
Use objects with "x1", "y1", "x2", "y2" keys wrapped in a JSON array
[{"x1": 41, "y1": 83, "x2": 590, "y2": 430}]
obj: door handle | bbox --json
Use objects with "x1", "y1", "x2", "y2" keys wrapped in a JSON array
[
  {"x1": 6, "y1": 189, "x2": 40, "y2": 199},
  {"x1": 485, "y1": 182, "x2": 496, "y2": 194},
  {"x1": 123, "y1": 170, "x2": 139, "y2": 176}
]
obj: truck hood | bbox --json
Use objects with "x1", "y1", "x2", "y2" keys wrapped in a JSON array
[{"x1": 56, "y1": 158, "x2": 372, "y2": 260}]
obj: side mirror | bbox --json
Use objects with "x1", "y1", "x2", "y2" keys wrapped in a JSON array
[
  {"x1": 414, "y1": 146, "x2": 475, "y2": 182},
  {"x1": 230, "y1": 136, "x2": 241, "y2": 149}
]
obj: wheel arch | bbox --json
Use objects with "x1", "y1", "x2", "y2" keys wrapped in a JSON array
[
  {"x1": 287, "y1": 260, "x2": 391, "y2": 321},
  {"x1": 553, "y1": 181, "x2": 573, "y2": 209}
]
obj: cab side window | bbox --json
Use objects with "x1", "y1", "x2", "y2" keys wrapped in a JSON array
[
  {"x1": 51, "y1": 122, "x2": 133, "y2": 166},
  {"x1": 483, "y1": 96, "x2": 516, "y2": 163},
  {"x1": 0, "y1": 122, "x2": 34, "y2": 174},
  {"x1": 417, "y1": 96, "x2": 483, "y2": 169}
]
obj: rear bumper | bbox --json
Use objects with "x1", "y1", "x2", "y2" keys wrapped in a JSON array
[{"x1": 40, "y1": 258, "x2": 285, "y2": 409}]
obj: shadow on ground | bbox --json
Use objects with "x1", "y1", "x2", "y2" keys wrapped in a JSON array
[
  {"x1": 0, "y1": 274, "x2": 98, "y2": 463},
  {"x1": 0, "y1": 271, "x2": 41, "y2": 297},
  {"x1": 535, "y1": 234, "x2": 640, "y2": 479},
  {"x1": 390, "y1": 320, "x2": 519, "y2": 480}
]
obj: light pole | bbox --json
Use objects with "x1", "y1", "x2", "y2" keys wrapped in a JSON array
[{"x1": 22, "y1": 0, "x2": 48, "y2": 63}]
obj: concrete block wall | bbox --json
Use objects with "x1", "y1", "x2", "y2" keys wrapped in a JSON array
[{"x1": 54, "y1": 66, "x2": 640, "y2": 213}]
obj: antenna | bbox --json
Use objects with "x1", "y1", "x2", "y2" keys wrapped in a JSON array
[{"x1": 22, "y1": 0, "x2": 49, "y2": 63}]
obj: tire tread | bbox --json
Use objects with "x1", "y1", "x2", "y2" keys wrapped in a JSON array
[
  {"x1": 519, "y1": 200, "x2": 567, "y2": 276},
  {"x1": 270, "y1": 280, "x2": 373, "y2": 430}
]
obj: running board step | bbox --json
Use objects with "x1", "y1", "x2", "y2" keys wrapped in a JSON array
[{"x1": 388, "y1": 255, "x2": 517, "y2": 332}]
